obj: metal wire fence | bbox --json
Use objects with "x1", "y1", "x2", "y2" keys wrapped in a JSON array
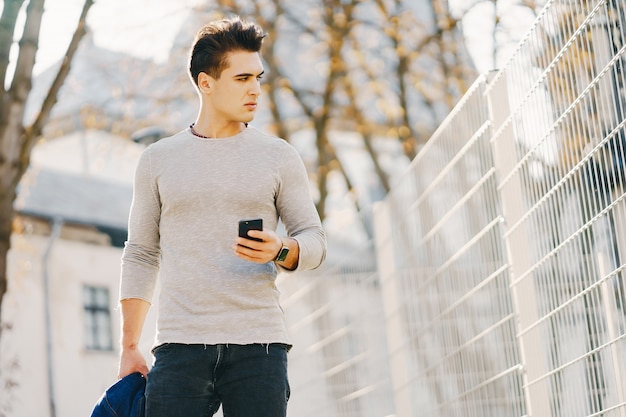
[{"x1": 279, "y1": 1, "x2": 626, "y2": 416}]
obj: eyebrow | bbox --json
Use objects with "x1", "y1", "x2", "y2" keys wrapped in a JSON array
[{"x1": 234, "y1": 70, "x2": 265, "y2": 78}]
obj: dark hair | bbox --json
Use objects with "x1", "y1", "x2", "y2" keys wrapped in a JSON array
[{"x1": 189, "y1": 16, "x2": 265, "y2": 85}]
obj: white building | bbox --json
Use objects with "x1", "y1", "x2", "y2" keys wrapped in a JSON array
[{"x1": 0, "y1": 131, "x2": 157, "y2": 417}]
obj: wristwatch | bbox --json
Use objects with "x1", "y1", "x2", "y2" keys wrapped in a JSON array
[{"x1": 275, "y1": 245, "x2": 290, "y2": 262}]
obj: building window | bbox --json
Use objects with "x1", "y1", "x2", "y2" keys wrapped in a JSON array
[{"x1": 83, "y1": 285, "x2": 113, "y2": 351}]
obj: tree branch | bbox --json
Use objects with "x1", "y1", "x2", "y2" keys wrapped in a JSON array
[
  {"x1": 0, "y1": 0, "x2": 26, "y2": 111},
  {"x1": 9, "y1": 0, "x2": 44, "y2": 104},
  {"x1": 21, "y1": 0, "x2": 95, "y2": 173}
]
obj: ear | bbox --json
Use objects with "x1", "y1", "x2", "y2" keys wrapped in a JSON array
[{"x1": 197, "y1": 72, "x2": 213, "y2": 94}]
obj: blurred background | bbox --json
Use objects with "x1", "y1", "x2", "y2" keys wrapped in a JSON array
[{"x1": 4, "y1": 1, "x2": 626, "y2": 417}]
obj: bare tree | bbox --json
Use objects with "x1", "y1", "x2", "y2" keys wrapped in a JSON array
[{"x1": 0, "y1": 0, "x2": 94, "y2": 329}]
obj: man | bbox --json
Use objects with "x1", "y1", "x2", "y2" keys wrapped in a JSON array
[{"x1": 117, "y1": 16, "x2": 326, "y2": 417}]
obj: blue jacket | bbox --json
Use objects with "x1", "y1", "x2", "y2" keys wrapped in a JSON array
[{"x1": 90, "y1": 372, "x2": 146, "y2": 417}]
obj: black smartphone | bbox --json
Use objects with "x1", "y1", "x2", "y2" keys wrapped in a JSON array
[{"x1": 238, "y1": 218, "x2": 263, "y2": 242}]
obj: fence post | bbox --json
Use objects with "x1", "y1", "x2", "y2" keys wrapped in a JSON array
[
  {"x1": 373, "y1": 201, "x2": 414, "y2": 417},
  {"x1": 487, "y1": 72, "x2": 552, "y2": 417},
  {"x1": 591, "y1": 19, "x2": 626, "y2": 414}
]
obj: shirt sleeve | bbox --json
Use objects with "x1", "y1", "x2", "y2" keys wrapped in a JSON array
[
  {"x1": 275, "y1": 142, "x2": 327, "y2": 271},
  {"x1": 119, "y1": 148, "x2": 162, "y2": 302}
]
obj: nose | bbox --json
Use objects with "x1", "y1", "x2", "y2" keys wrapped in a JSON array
[{"x1": 249, "y1": 79, "x2": 261, "y2": 96}]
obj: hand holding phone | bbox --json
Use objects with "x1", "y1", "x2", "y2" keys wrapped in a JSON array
[{"x1": 238, "y1": 218, "x2": 263, "y2": 242}]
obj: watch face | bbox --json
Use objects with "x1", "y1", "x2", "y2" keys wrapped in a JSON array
[{"x1": 276, "y1": 247, "x2": 289, "y2": 262}]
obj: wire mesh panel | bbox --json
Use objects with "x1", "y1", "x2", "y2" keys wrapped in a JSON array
[
  {"x1": 375, "y1": 75, "x2": 525, "y2": 417},
  {"x1": 490, "y1": 0, "x2": 626, "y2": 416}
]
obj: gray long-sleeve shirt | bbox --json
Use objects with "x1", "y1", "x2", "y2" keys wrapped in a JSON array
[{"x1": 120, "y1": 126, "x2": 326, "y2": 347}]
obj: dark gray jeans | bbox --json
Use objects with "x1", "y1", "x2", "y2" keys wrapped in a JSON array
[{"x1": 145, "y1": 343, "x2": 290, "y2": 417}]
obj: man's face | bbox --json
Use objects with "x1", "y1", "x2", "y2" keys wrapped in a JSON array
[{"x1": 209, "y1": 50, "x2": 264, "y2": 124}]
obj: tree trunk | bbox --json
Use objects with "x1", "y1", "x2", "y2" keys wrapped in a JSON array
[
  {"x1": 0, "y1": 191, "x2": 13, "y2": 330},
  {"x1": 0, "y1": 0, "x2": 94, "y2": 329},
  {"x1": 0, "y1": 0, "x2": 45, "y2": 328}
]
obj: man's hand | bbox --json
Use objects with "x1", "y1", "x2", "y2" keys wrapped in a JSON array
[
  {"x1": 233, "y1": 229, "x2": 299, "y2": 270},
  {"x1": 118, "y1": 346, "x2": 149, "y2": 379},
  {"x1": 234, "y1": 229, "x2": 282, "y2": 263}
]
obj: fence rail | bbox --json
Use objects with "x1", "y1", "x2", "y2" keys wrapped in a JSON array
[{"x1": 280, "y1": 1, "x2": 626, "y2": 416}]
